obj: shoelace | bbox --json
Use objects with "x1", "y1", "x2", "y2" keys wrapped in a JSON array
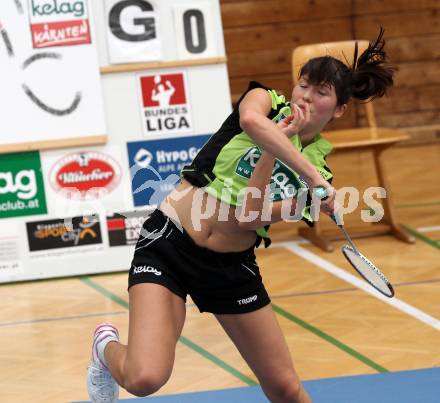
[{"x1": 89, "y1": 366, "x2": 117, "y2": 400}]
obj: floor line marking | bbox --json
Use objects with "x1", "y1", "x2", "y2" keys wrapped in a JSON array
[
  {"x1": 281, "y1": 241, "x2": 440, "y2": 331},
  {"x1": 402, "y1": 225, "x2": 440, "y2": 251},
  {"x1": 396, "y1": 201, "x2": 440, "y2": 209},
  {"x1": 416, "y1": 226, "x2": 440, "y2": 233},
  {"x1": 269, "y1": 277, "x2": 440, "y2": 300},
  {"x1": 272, "y1": 304, "x2": 388, "y2": 373},
  {"x1": 0, "y1": 311, "x2": 126, "y2": 327}
]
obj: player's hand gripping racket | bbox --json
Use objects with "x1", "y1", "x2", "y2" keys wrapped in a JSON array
[{"x1": 314, "y1": 187, "x2": 395, "y2": 298}]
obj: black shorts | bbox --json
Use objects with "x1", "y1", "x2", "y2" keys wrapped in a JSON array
[{"x1": 128, "y1": 209, "x2": 271, "y2": 314}]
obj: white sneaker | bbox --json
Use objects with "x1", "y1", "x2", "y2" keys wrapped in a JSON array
[{"x1": 87, "y1": 323, "x2": 120, "y2": 403}]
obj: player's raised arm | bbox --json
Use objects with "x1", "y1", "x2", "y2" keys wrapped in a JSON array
[{"x1": 238, "y1": 88, "x2": 335, "y2": 210}]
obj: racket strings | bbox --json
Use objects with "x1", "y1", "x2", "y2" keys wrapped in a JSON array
[
  {"x1": 359, "y1": 254, "x2": 390, "y2": 282},
  {"x1": 342, "y1": 246, "x2": 394, "y2": 297}
]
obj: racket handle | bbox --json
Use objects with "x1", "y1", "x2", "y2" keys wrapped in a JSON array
[
  {"x1": 314, "y1": 187, "x2": 340, "y2": 225},
  {"x1": 313, "y1": 186, "x2": 328, "y2": 200}
]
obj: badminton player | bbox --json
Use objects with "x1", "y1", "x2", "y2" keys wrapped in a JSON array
[{"x1": 87, "y1": 29, "x2": 394, "y2": 403}]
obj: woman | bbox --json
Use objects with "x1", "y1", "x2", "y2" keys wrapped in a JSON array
[{"x1": 87, "y1": 29, "x2": 394, "y2": 403}]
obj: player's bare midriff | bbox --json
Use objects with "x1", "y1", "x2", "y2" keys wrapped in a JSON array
[{"x1": 159, "y1": 179, "x2": 257, "y2": 253}]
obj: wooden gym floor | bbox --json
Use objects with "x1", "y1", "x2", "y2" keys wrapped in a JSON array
[{"x1": 0, "y1": 143, "x2": 439, "y2": 403}]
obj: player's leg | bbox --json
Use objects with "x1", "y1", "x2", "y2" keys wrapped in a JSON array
[
  {"x1": 190, "y1": 248, "x2": 311, "y2": 403},
  {"x1": 88, "y1": 284, "x2": 186, "y2": 400},
  {"x1": 108, "y1": 283, "x2": 186, "y2": 396},
  {"x1": 215, "y1": 305, "x2": 311, "y2": 403},
  {"x1": 88, "y1": 209, "x2": 188, "y2": 401}
]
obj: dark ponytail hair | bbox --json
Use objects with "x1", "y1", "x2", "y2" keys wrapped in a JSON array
[{"x1": 298, "y1": 27, "x2": 395, "y2": 105}]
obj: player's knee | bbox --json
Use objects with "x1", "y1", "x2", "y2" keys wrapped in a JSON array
[
  {"x1": 265, "y1": 374, "x2": 307, "y2": 403},
  {"x1": 280, "y1": 382, "x2": 304, "y2": 403},
  {"x1": 124, "y1": 370, "x2": 170, "y2": 397}
]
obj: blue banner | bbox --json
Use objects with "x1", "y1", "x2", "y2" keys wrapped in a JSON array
[{"x1": 127, "y1": 135, "x2": 210, "y2": 207}]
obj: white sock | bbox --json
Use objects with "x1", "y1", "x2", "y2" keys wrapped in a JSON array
[{"x1": 95, "y1": 330, "x2": 119, "y2": 368}]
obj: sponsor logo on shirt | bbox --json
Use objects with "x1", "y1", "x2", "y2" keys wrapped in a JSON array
[
  {"x1": 235, "y1": 146, "x2": 304, "y2": 201},
  {"x1": 237, "y1": 295, "x2": 258, "y2": 305},
  {"x1": 133, "y1": 265, "x2": 162, "y2": 276}
]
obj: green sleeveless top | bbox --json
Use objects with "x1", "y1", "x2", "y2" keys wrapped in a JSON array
[{"x1": 181, "y1": 82, "x2": 333, "y2": 246}]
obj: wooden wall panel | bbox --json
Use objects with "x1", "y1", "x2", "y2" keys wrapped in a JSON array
[
  {"x1": 354, "y1": 0, "x2": 440, "y2": 14},
  {"x1": 354, "y1": 10, "x2": 440, "y2": 38},
  {"x1": 221, "y1": 0, "x2": 352, "y2": 27},
  {"x1": 227, "y1": 49, "x2": 290, "y2": 77},
  {"x1": 360, "y1": 111, "x2": 440, "y2": 128},
  {"x1": 220, "y1": 0, "x2": 440, "y2": 144},
  {"x1": 363, "y1": 84, "x2": 440, "y2": 115},
  {"x1": 224, "y1": 19, "x2": 352, "y2": 53},
  {"x1": 229, "y1": 74, "x2": 291, "y2": 97},
  {"x1": 385, "y1": 35, "x2": 440, "y2": 63},
  {"x1": 394, "y1": 61, "x2": 440, "y2": 88},
  {"x1": 351, "y1": 3, "x2": 440, "y2": 143}
]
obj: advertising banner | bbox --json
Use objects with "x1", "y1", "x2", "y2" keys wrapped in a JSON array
[
  {"x1": 28, "y1": 0, "x2": 92, "y2": 48},
  {"x1": 0, "y1": 151, "x2": 47, "y2": 219},
  {"x1": 41, "y1": 145, "x2": 130, "y2": 221},
  {"x1": 106, "y1": 210, "x2": 151, "y2": 247},
  {"x1": 48, "y1": 150, "x2": 121, "y2": 199},
  {"x1": 138, "y1": 71, "x2": 193, "y2": 136},
  {"x1": 26, "y1": 215, "x2": 102, "y2": 252},
  {"x1": 0, "y1": 221, "x2": 21, "y2": 274},
  {"x1": 127, "y1": 134, "x2": 209, "y2": 207}
]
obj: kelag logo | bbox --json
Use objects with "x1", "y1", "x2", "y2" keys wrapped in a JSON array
[
  {"x1": 127, "y1": 135, "x2": 209, "y2": 207},
  {"x1": 236, "y1": 146, "x2": 303, "y2": 201},
  {"x1": 106, "y1": 210, "x2": 151, "y2": 247},
  {"x1": 26, "y1": 215, "x2": 102, "y2": 251},
  {"x1": 28, "y1": 0, "x2": 91, "y2": 48},
  {"x1": 139, "y1": 72, "x2": 193, "y2": 136},
  {"x1": 49, "y1": 151, "x2": 121, "y2": 199},
  {"x1": 0, "y1": 151, "x2": 47, "y2": 219}
]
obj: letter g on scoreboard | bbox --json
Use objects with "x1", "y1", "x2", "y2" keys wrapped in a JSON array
[
  {"x1": 104, "y1": 0, "x2": 162, "y2": 63},
  {"x1": 108, "y1": 0, "x2": 156, "y2": 42},
  {"x1": 103, "y1": 0, "x2": 219, "y2": 63}
]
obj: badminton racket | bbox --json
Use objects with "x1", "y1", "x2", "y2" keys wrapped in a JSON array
[{"x1": 314, "y1": 187, "x2": 395, "y2": 298}]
